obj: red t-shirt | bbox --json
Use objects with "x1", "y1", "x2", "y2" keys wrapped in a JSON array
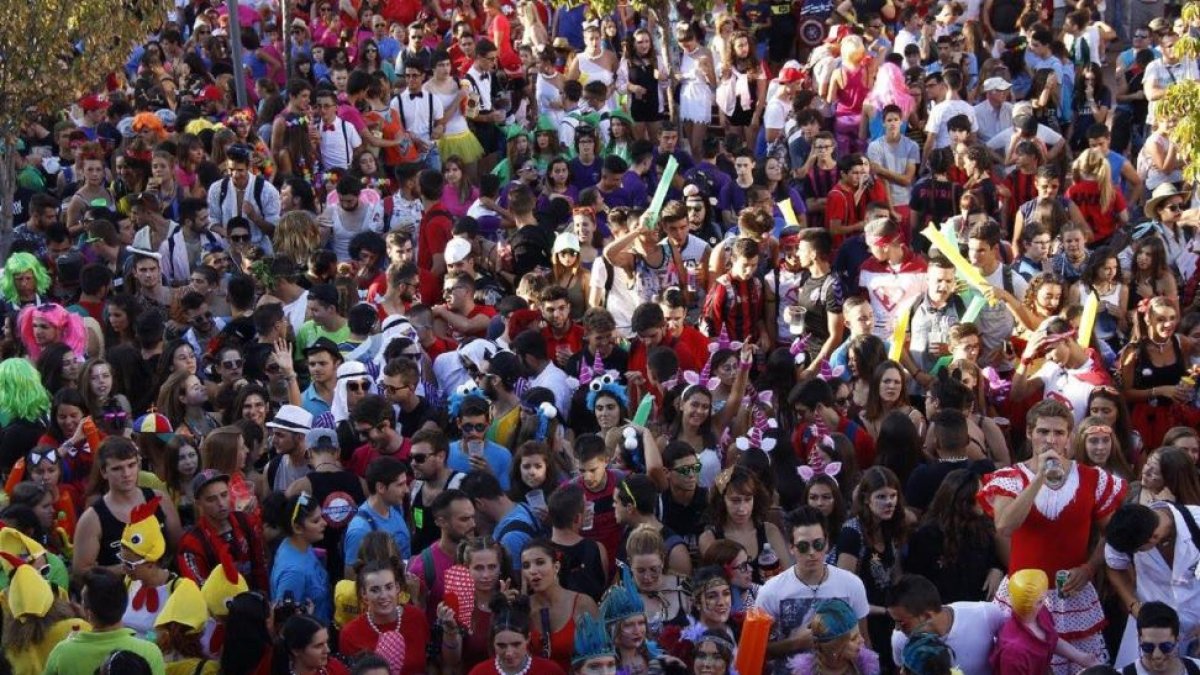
[
  {"x1": 824, "y1": 180, "x2": 889, "y2": 250},
  {"x1": 347, "y1": 442, "x2": 412, "y2": 478},
  {"x1": 340, "y1": 605, "x2": 429, "y2": 673},
  {"x1": 541, "y1": 323, "x2": 585, "y2": 365},
  {"x1": 417, "y1": 202, "x2": 454, "y2": 304},
  {"x1": 424, "y1": 336, "x2": 458, "y2": 361},
  {"x1": 439, "y1": 303, "x2": 497, "y2": 340},
  {"x1": 1067, "y1": 179, "x2": 1127, "y2": 243}
]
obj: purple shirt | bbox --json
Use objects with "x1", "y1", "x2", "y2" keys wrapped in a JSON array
[{"x1": 989, "y1": 608, "x2": 1058, "y2": 675}]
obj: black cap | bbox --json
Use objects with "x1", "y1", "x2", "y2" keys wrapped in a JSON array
[{"x1": 304, "y1": 336, "x2": 342, "y2": 361}]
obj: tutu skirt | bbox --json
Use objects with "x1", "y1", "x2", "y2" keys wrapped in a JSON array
[
  {"x1": 437, "y1": 129, "x2": 485, "y2": 165},
  {"x1": 679, "y1": 82, "x2": 714, "y2": 124}
]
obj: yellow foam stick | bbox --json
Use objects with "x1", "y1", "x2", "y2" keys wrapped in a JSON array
[
  {"x1": 888, "y1": 299, "x2": 914, "y2": 362},
  {"x1": 778, "y1": 199, "x2": 799, "y2": 226},
  {"x1": 1078, "y1": 290, "x2": 1100, "y2": 347},
  {"x1": 921, "y1": 224, "x2": 992, "y2": 297}
]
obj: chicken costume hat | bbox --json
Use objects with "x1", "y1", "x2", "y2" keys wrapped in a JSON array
[
  {"x1": 200, "y1": 540, "x2": 249, "y2": 653},
  {"x1": 118, "y1": 496, "x2": 167, "y2": 563},
  {"x1": 0, "y1": 527, "x2": 68, "y2": 594},
  {"x1": 154, "y1": 577, "x2": 208, "y2": 633}
]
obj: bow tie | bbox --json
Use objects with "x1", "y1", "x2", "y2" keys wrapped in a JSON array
[
  {"x1": 132, "y1": 584, "x2": 161, "y2": 613},
  {"x1": 477, "y1": 72, "x2": 490, "y2": 81},
  {"x1": 323, "y1": 123, "x2": 335, "y2": 131},
  {"x1": 409, "y1": 92, "x2": 423, "y2": 99}
]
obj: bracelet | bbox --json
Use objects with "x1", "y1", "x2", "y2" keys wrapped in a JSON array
[{"x1": 739, "y1": 360, "x2": 752, "y2": 372}]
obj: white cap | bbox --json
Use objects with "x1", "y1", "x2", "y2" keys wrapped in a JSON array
[
  {"x1": 983, "y1": 77, "x2": 1012, "y2": 93},
  {"x1": 444, "y1": 237, "x2": 472, "y2": 265}
]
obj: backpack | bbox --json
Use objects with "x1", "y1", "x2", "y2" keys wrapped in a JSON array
[
  {"x1": 186, "y1": 512, "x2": 254, "y2": 577},
  {"x1": 494, "y1": 504, "x2": 542, "y2": 541},
  {"x1": 218, "y1": 175, "x2": 266, "y2": 219}
]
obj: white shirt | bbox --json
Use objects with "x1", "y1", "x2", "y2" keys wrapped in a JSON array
[
  {"x1": 392, "y1": 89, "x2": 437, "y2": 144},
  {"x1": 1146, "y1": 57, "x2": 1200, "y2": 126},
  {"x1": 1106, "y1": 503, "x2": 1200, "y2": 668},
  {"x1": 972, "y1": 100, "x2": 1013, "y2": 143},
  {"x1": 464, "y1": 65, "x2": 495, "y2": 112},
  {"x1": 317, "y1": 116, "x2": 362, "y2": 170},
  {"x1": 764, "y1": 97, "x2": 789, "y2": 133},
  {"x1": 986, "y1": 124, "x2": 1065, "y2": 158},
  {"x1": 891, "y1": 602, "x2": 1008, "y2": 675},
  {"x1": 282, "y1": 290, "x2": 309, "y2": 336},
  {"x1": 925, "y1": 99, "x2": 978, "y2": 149},
  {"x1": 755, "y1": 565, "x2": 869, "y2": 663},
  {"x1": 204, "y1": 174, "x2": 280, "y2": 254},
  {"x1": 530, "y1": 362, "x2": 574, "y2": 421}
]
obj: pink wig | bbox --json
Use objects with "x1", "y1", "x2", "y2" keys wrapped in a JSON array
[
  {"x1": 18, "y1": 304, "x2": 87, "y2": 360},
  {"x1": 866, "y1": 63, "x2": 916, "y2": 121}
]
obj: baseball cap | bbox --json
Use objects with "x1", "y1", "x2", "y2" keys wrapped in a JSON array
[
  {"x1": 306, "y1": 428, "x2": 339, "y2": 452},
  {"x1": 197, "y1": 84, "x2": 224, "y2": 103},
  {"x1": 553, "y1": 231, "x2": 581, "y2": 255},
  {"x1": 190, "y1": 468, "x2": 230, "y2": 496},
  {"x1": 982, "y1": 77, "x2": 1012, "y2": 93},
  {"x1": 778, "y1": 67, "x2": 804, "y2": 85},
  {"x1": 79, "y1": 94, "x2": 110, "y2": 113},
  {"x1": 444, "y1": 237, "x2": 472, "y2": 265},
  {"x1": 303, "y1": 336, "x2": 342, "y2": 361}
]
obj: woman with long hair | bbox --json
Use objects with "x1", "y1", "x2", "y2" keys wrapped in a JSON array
[
  {"x1": 1119, "y1": 296, "x2": 1200, "y2": 451},
  {"x1": 9, "y1": 473, "x2": 74, "y2": 556},
  {"x1": 858, "y1": 361, "x2": 925, "y2": 441},
  {"x1": 687, "y1": 566, "x2": 739, "y2": 647},
  {"x1": 271, "y1": 614, "x2": 348, "y2": 675},
  {"x1": 267, "y1": 492, "x2": 331, "y2": 624},
  {"x1": 273, "y1": 104, "x2": 319, "y2": 182},
  {"x1": 157, "y1": 369, "x2": 219, "y2": 442},
  {"x1": 1086, "y1": 386, "x2": 1141, "y2": 467},
  {"x1": 675, "y1": 22, "x2": 716, "y2": 158},
  {"x1": 551, "y1": 232, "x2": 590, "y2": 320},
  {"x1": 174, "y1": 133, "x2": 208, "y2": 199},
  {"x1": 507, "y1": 440, "x2": 568, "y2": 505},
  {"x1": 618, "y1": 28, "x2": 667, "y2": 140},
  {"x1": 1070, "y1": 62, "x2": 1111, "y2": 151},
  {"x1": 905, "y1": 469, "x2": 1003, "y2": 603},
  {"x1": 494, "y1": 127, "x2": 532, "y2": 185},
  {"x1": 1, "y1": 563, "x2": 90, "y2": 675},
  {"x1": 36, "y1": 343, "x2": 82, "y2": 396},
  {"x1": 699, "y1": 539, "x2": 761, "y2": 617},
  {"x1": 827, "y1": 35, "x2": 875, "y2": 156},
  {"x1": 861, "y1": 62, "x2": 916, "y2": 141},
  {"x1": 440, "y1": 536, "x2": 517, "y2": 672},
  {"x1": 524, "y1": 539, "x2": 601, "y2": 672},
  {"x1": 442, "y1": 155, "x2": 480, "y2": 218},
  {"x1": 961, "y1": 145, "x2": 1009, "y2": 222},
  {"x1": 1070, "y1": 415, "x2": 1134, "y2": 480},
  {"x1": 355, "y1": 38, "x2": 394, "y2": 82},
  {"x1": 760, "y1": 156, "x2": 807, "y2": 228},
  {"x1": 570, "y1": 206, "x2": 601, "y2": 270},
  {"x1": 659, "y1": 384, "x2": 721, "y2": 490},
  {"x1": 1127, "y1": 236, "x2": 1178, "y2": 314},
  {"x1": 274, "y1": 211, "x2": 322, "y2": 265},
  {"x1": 846, "y1": 334, "x2": 887, "y2": 413},
  {"x1": 464, "y1": 594, "x2": 564, "y2": 675},
  {"x1": 698, "y1": 467, "x2": 792, "y2": 584},
  {"x1": 103, "y1": 295, "x2": 142, "y2": 353},
  {"x1": 716, "y1": 30, "x2": 766, "y2": 149},
  {"x1": 1071, "y1": 251, "x2": 1127, "y2": 353},
  {"x1": 624, "y1": 523, "x2": 693, "y2": 638},
  {"x1": 1156, "y1": 447, "x2": 1200, "y2": 505},
  {"x1": 1028, "y1": 67, "x2": 1063, "y2": 132},
  {"x1": 162, "y1": 436, "x2": 200, "y2": 527},
  {"x1": 873, "y1": 411, "x2": 926, "y2": 488},
  {"x1": 338, "y1": 560, "x2": 429, "y2": 672},
  {"x1": 1068, "y1": 149, "x2": 1126, "y2": 247},
  {"x1": 201, "y1": 425, "x2": 259, "y2": 521},
  {"x1": 837, "y1": 466, "x2": 909, "y2": 671}
]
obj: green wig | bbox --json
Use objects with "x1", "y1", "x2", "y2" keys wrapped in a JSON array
[
  {"x1": 0, "y1": 253, "x2": 51, "y2": 305},
  {"x1": 0, "y1": 359, "x2": 51, "y2": 426}
]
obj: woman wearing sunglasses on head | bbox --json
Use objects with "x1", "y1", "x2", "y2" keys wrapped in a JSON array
[{"x1": 267, "y1": 490, "x2": 332, "y2": 624}]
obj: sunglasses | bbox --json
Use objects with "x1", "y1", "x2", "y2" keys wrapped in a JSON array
[
  {"x1": 410, "y1": 452, "x2": 430, "y2": 464},
  {"x1": 191, "y1": 310, "x2": 213, "y2": 324},
  {"x1": 1165, "y1": 203, "x2": 1184, "y2": 213},
  {"x1": 383, "y1": 383, "x2": 410, "y2": 395},
  {"x1": 460, "y1": 422, "x2": 488, "y2": 433},
  {"x1": 230, "y1": 234, "x2": 250, "y2": 243},
  {"x1": 222, "y1": 358, "x2": 244, "y2": 369},
  {"x1": 118, "y1": 553, "x2": 147, "y2": 570},
  {"x1": 1140, "y1": 641, "x2": 1177, "y2": 655},
  {"x1": 345, "y1": 380, "x2": 371, "y2": 393},
  {"x1": 673, "y1": 463, "x2": 702, "y2": 476},
  {"x1": 792, "y1": 538, "x2": 827, "y2": 554}
]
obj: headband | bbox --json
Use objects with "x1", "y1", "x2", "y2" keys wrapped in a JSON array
[
  {"x1": 868, "y1": 234, "x2": 900, "y2": 247},
  {"x1": 1082, "y1": 425, "x2": 1113, "y2": 437}
]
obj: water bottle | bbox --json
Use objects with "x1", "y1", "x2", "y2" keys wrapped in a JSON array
[
  {"x1": 1044, "y1": 457, "x2": 1065, "y2": 484},
  {"x1": 757, "y1": 542, "x2": 781, "y2": 579}
]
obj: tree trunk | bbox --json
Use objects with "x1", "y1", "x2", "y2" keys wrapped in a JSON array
[{"x1": 0, "y1": 135, "x2": 14, "y2": 257}]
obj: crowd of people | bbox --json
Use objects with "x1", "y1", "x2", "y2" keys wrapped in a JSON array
[{"x1": 2, "y1": 0, "x2": 1200, "y2": 673}]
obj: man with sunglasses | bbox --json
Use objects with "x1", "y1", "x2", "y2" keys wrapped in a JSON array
[
  {"x1": 1106, "y1": 503, "x2": 1200, "y2": 669},
  {"x1": 348, "y1": 395, "x2": 412, "y2": 478},
  {"x1": 446, "y1": 395, "x2": 512, "y2": 487},
  {"x1": 758, "y1": 506, "x2": 868, "y2": 671},
  {"x1": 433, "y1": 270, "x2": 495, "y2": 340},
  {"x1": 1122, "y1": 602, "x2": 1200, "y2": 674},
  {"x1": 658, "y1": 440, "x2": 709, "y2": 561},
  {"x1": 180, "y1": 290, "x2": 226, "y2": 357},
  {"x1": 381, "y1": 356, "x2": 440, "y2": 440},
  {"x1": 407, "y1": 428, "x2": 467, "y2": 555}
]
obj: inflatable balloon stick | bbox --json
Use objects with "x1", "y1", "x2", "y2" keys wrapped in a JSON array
[
  {"x1": 735, "y1": 607, "x2": 773, "y2": 675},
  {"x1": 644, "y1": 156, "x2": 679, "y2": 229},
  {"x1": 632, "y1": 393, "x2": 654, "y2": 426},
  {"x1": 778, "y1": 200, "x2": 799, "y2": 226}
]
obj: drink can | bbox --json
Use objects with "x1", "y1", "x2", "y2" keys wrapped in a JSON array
[
  {"x1": 583, "y1": 500, "x2": 595, "y2": 531},
  {"x1": 1055, "y1": 569, "x2": 1070, "y2": 598}
]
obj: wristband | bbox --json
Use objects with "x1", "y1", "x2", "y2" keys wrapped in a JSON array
[{"x1": 739, "y1": 360, "x2": 752, "y2": 372}]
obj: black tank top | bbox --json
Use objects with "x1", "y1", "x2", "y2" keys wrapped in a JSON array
[
  {"x1": 308, "y1": 470, "x2": 366, "y2": 579},
  {"x1": 1133, "y1": 336, "x2": 1187, "y2": 405},
  {"x1": 93, "y1": 488, "x2": 167, "y2": 567},
  {"x1": 551, "y1": 538, "x2": 608, "y2": 602}
]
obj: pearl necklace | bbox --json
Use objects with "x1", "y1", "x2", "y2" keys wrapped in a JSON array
[
  {"x1": 495, "y1": 655, "x2": 533, "y2": 675},
  {"x1": 367, "y1": 607, "x2": 402, "y2": 635}
]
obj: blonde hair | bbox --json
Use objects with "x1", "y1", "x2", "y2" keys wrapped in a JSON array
[
  {"x1": 201, "y1": 425, "x2": 244, "y2": 475},
  {"x1": 1071, "y1": 414, "x2": 1133, "y2": 479},
  {"x1": 625, "y1": 523, "x2": 666, "y2": 561},
  {"x1": 1072, "y1": 149, "x2": 1114, "y2": 212},
  {"x1": 274, "y1": 211, "x2": 322, "y2": 265}
]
